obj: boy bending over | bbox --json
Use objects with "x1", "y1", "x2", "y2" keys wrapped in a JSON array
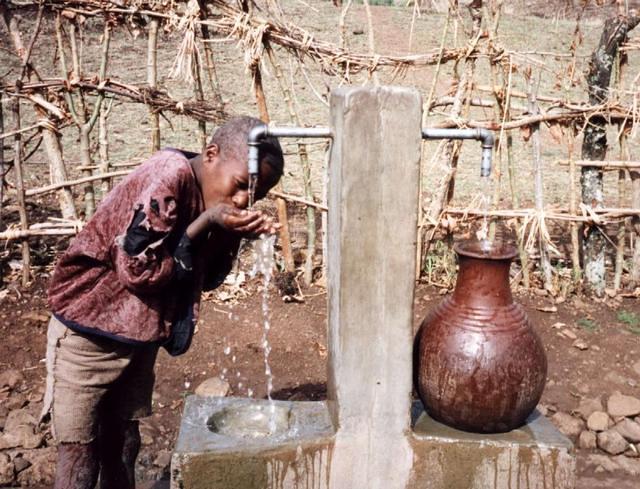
[{"x1": 44, "y1": 116, "x2": 283, "y2": 488}]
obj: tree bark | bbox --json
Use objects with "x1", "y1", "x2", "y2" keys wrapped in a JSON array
[
  {"x1": 12, "y1": 99, "x2": 30, "y2": 286},
  {"x1": 147, "y1": 19, "x2": 161, "y2": 152},
  {"x1": 581, "y1": 13, "x2": 640, "y2": 296}
]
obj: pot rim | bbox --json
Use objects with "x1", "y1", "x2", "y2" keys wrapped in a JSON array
[{"x1": 454, "y1": 240, "x2": 519, "y2": 261}]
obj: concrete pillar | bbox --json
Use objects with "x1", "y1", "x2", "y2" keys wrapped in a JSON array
[{"x1": 326, "y1": 87, "x2": 422, "y2": 489}]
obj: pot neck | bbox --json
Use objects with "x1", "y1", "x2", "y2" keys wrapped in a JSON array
[{"x1": 451, "y1": 255, "x2": 514, "y2": 308}]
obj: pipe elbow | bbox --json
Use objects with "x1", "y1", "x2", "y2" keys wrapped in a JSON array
[
  {"x1": 477, "y1": 128, "x2": 494, "y2": 149},
  {"x1": 248, "y1": 124, "x2": 268, "y2": 176}
]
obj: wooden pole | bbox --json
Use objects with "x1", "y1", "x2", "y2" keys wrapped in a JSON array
[
  {"x1": 98, "y1": 97, "x2": 114, "y2": 195},
  {"x1": 3, "y1": 7, "x2": 76, "y2": 220},
  {"x1": 12, "y1": 98, "x2": 30, "y2": 286},
  {"x1": 0, "y1": 92, "x2": 4, "y2": 228},
  {"x1": 25, "y1": 170, "x2": 131, "y2": 197},
  {"x1": 147, "y1": 19, "x2": 161, "y2": 152},
  {"x1": 196, "y1": 0, "x2": 224, "y2": 106},
  {"x1": 567, "y1": 132, "x2": 582, "y2": 285},
  {"x1": 193, "y1": 49, "x2": 208, "y2": 150},
  {"x1": 268, "y1": 50, "x2": 316, "y2": 285},
  {"x1": 251, "y1": 64, "x2": 295, "y2": 273},
  {"x1": 528, "y1": 70, "x2": 553, "y2": 293}
]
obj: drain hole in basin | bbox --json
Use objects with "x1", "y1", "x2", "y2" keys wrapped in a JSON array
[{"x1": 207, "y1": 404, "x2": 292, "y2": 439}]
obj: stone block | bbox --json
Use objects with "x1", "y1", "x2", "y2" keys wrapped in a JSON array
[{"x1": 410, "y1": 407, "x2": 576, "y2": 489}]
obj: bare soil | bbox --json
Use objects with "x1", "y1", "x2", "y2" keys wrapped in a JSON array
[{"x1": 1, "y1": 245, "x2": 640, "y2": 486}]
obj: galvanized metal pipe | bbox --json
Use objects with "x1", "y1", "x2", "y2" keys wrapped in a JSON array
[
  {"x1": 248, "y1": 125, "x2": 333, "y2": 176},
  {"x1": 422, "y1": 128, "x2": 494, "y2": 177}
]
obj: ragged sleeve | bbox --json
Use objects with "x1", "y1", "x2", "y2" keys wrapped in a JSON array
[{"x1": 112, "y1": 182, "x2": 180, "y2": 294}]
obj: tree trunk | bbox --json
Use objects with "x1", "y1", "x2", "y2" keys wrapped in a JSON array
[
  {"x1": 41, "y1": 127, "x2": 77, "y2": 220},
  {"x1": 581, "y1": 14, "x2": 639, "y2": 296},
  {"x1": 147, "y1": 19, "x2": 160, "y2": 152},
  {"x1": 12, "y1": 99, "x2": 30, "y2": 286}
]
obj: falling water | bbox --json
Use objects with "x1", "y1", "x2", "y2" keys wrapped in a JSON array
[
  {"x1": 248, "y1": 173, "x2": 258, "y2": 209},
  {"x1": 477, "y1": 176, "x2": 492, "y2": 252},
  {"x1": 249, "y1": 233, "x2": 277, "y2": 402}
]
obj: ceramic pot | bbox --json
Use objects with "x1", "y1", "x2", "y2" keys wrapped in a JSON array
[{"x1": 416, "y1": 240, "x2": 547, "y2": 433}]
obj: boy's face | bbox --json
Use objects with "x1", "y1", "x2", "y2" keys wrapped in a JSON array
[{"x1": 200, "y1": 144, "x2": 279, "y2": 210}]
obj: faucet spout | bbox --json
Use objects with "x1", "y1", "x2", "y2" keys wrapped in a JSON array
[
  {"x1": 421, "y1": 128, "x2": 495, "y2": 177},
  {"x1": 248, "y1": 125, "x2": 333, "y2": 178}
]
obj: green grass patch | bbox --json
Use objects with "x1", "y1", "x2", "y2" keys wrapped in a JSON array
[
  {"x1": 617, "y1": 310, "x2": 640, "y2": 327},
  {"x1": 577, "y1": 318, "x2": 599, "y2": 332},
  {"x1": 628, "y1": 325, "x2": 640, "y2": 336}
]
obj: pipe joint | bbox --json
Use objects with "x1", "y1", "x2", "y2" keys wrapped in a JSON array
[
  {"x1": 422, "y1": 127, "x2": 495, "y2": 177},
  {"x1": 247, "y1": 125, "x2": 333, "y2": 177}
]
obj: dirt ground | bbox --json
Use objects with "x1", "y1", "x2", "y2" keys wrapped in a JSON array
[{"x1": 1, "y1": 239, "x2": 639, "y2": 486}]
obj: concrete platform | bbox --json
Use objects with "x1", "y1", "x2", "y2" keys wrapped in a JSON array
[
  {"x1": 410, "y1": 403, "x2": 576, "y2": 489},
  {"x1": 171, "y1": 396, "x2": 335, "y2": 489},
  {"x1": 171, "y1": 397, "x2": 575, "y2": 489}
]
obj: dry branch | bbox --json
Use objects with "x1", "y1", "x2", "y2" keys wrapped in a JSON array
[{"x1": 2, "y1": 78, "x2": 227, "y2": 124}]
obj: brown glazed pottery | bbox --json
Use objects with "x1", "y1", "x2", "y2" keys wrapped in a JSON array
[{"x1": 416, "y1": 240, "x2": 547, "y2": 433}]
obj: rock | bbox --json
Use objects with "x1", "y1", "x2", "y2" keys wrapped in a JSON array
[
  {"x1": 153, "y1": 449, "x2": 172, "y2": 468},
  {"x1": 0, "y1": 452, "x2": 14, "y2": 485},
  {"x1": 5, "y1": 392, "x2": 28, "y2": 411},
  {"x1": 16, "y1": 447, "x2": 56, "y2": 486},
  {"x1": 633, "y1": 360, "x2": 640, "y2": 377},
  {"x1": 613, "y1": 455, "x2": 640, "y2": 475},
  {"x1": 624, "y1": 444, "x2": 639, "y2": 458},
  {"x1": 604, "y1": 371, "x2": 628, "y2": 386},
  {"x1": 0, "y1": 409, "x2": 43, "y2": 449},
  {"x1": 4, "y1": 409, "x2": 37, "y2": 432},
  {"x1": 578, "y1": 430, "x2": 597, "y2": 449},
  {"x1": 614, "y1": 418, "x2": 640, "y2": 443},
  {"x1": 598, "y1": 429, "x2": 629, "y2": 455},
  {"x1": 551, "y1": 412, "x2": 584, "y2": 440},
  {"x1": 608, "y1": 393, "x2": 640, "y2": 417},
  {"x1": 195, "y1": 377, "x2": 231, "y2": 398},
  {"x1": 586, "y1": 453, "x2": 619, "y2": 473},
  {"x1": 572, "y1": 339, "x2": 589, "y2": 350},
  {"x1": 587, "y1": 411, "x2": 611, "y2": 432},
  {"x1": 576, "y1": 397, "x2": 604, "y2": 420},
  {"x1": 139, "y1": 418, "x2": 162, "y2": 446},
  {"x1": 0, "y1": 369, "x2": 24, "y2": 391},
  {"x1": 13, "y1": 456, "x2": 31, "y2": 473},
  {"x1": 0, "y1": 425, "x2": 44, "y2": 450}
]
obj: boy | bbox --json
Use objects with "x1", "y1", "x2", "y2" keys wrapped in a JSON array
[{"x1": 44, "y1": 116, "x2": 284, "y2": 488}]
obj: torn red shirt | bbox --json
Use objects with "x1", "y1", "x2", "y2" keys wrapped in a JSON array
[{"x1": 48, "y1": 149, "x2": 239, "y2": 346}]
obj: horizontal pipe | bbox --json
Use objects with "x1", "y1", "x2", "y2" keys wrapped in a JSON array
[
  {"x1": 248, "y1": 125, "x2": 333, "y2": 176},
  {"x1": 422, "y1": 127, "x2": 494, "y2": 177}
]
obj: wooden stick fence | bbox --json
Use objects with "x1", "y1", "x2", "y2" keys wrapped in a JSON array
[{"x1": 1, "y1": 0, "x2": 640, "y2": 295}]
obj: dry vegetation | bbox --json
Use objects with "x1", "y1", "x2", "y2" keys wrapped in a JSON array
[{"x1": 1, "y1": 0, "x2": 640, "y2": 296}]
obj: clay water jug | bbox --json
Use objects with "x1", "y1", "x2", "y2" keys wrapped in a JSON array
[{"x1": 416, "y1": 240, "x2": 547, "y2": 433}]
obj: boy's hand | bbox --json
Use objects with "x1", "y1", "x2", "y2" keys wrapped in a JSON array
[{"x1": 186, "y1": 204, "x2": 280, "y2": 240}]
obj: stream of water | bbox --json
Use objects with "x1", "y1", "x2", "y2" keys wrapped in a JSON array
[
  {"x1": 476, "y1": 175, "x2": 492, "y2": 251},
  {"x1": 250, "y1": 233, "x2": 277, "y2": 401}
]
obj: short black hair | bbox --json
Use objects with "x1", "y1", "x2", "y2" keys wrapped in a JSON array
[{"x1": 209, "y1": 116, "x2": 284, "y2": 177}]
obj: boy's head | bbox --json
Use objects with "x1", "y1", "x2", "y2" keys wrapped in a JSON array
[{"x1": 198, "y1": 116, "x2": 284, "y2": 210}]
